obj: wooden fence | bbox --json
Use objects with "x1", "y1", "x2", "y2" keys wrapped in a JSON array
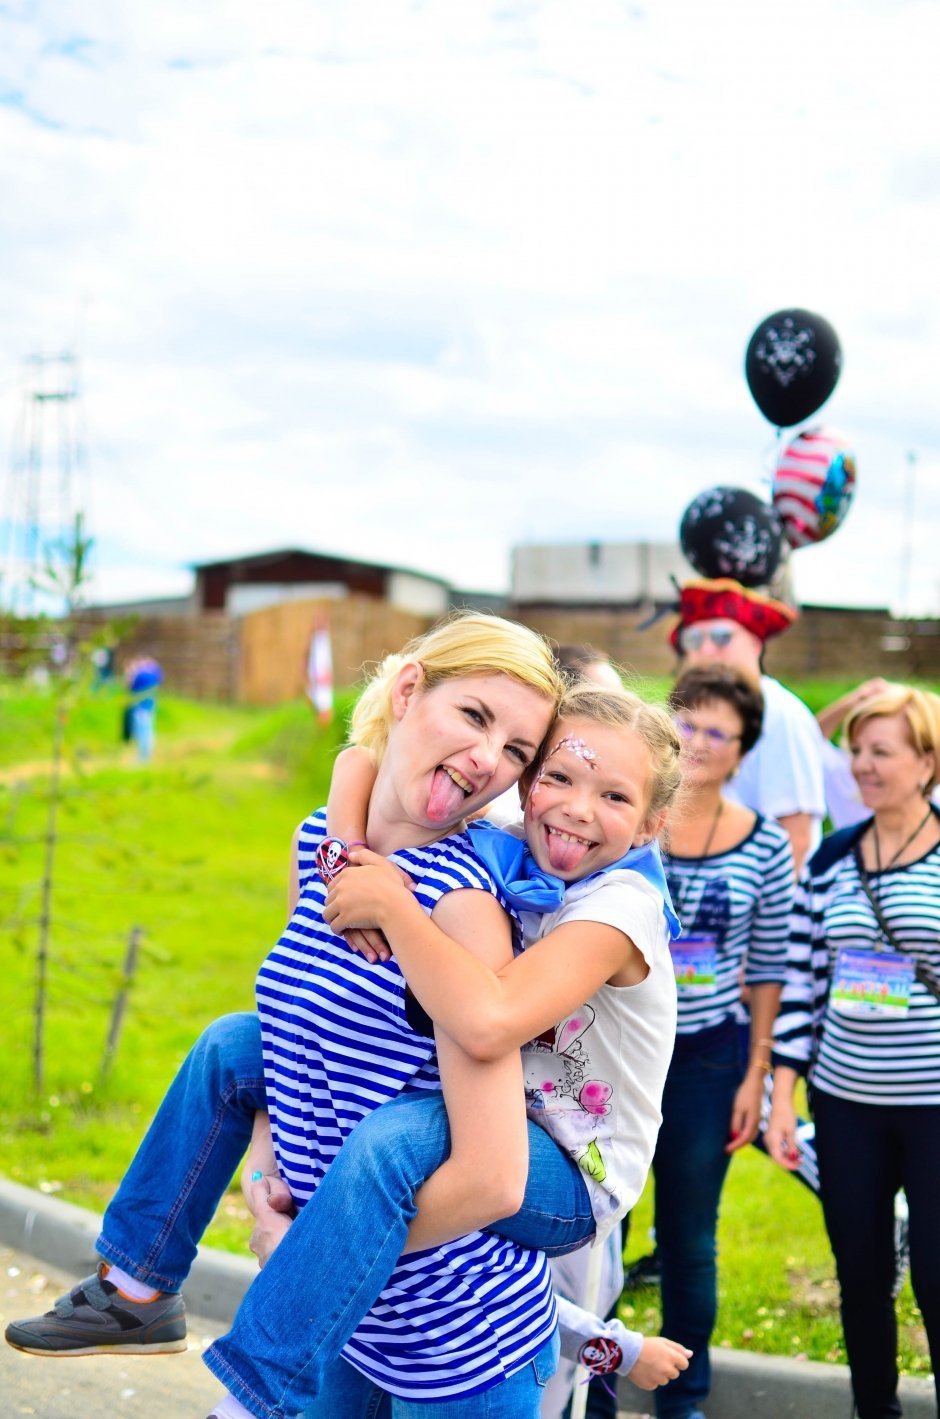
[
  {"x1": 519, "y1": 606, "x2": 940, "y2": 684},
  {"x1": 236, "y1": 597, "x2": 429, "y2": 705},
  {"x1": 75, "y1": 600, "x2": 940, "y2": 703}
]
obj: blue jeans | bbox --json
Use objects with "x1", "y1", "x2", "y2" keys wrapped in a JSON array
[
  {"x1": 97, "y1": 1013, "x2": 268, "y2": 1289},
  {"x1": 131, "y1": 703, "x2": 155, "y2": 762},
  {"x1": 652, "y1": 1019, "x2": 742, "y2": 1419},
  {"x1": 298, "y1": 1332, "x2": 560, "y2": 1419},
  {"x1": 97, "y1": 1013, "x2": 591, "y2": 1416}
]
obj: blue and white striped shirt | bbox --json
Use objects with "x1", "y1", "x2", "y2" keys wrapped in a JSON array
[
  {"x1": 256, "y1": 809, "x2": 557, "y2": 1399},
  {"x1": 773, "y1": 820, "x2": 940, "y2": 1105},
  {"x1": 665, "y1": 815, "x2": 792, "y2": 1035}
]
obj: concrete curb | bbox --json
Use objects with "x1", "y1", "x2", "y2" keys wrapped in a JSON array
[
  {"x1": 1, "y1": 1178, "x2": 934, "y2": 1417},
  {"x1": 0, "y1": 1176, "x2": 253, "y2": 1324}
]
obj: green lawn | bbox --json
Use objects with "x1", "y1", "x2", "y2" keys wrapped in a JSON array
[
  {"x1": 0, "y1": 687, "x2": 347, "y2": 1233},
  {"x1": 0, "y1": 678, "x2": 932, "y2": 1377}
]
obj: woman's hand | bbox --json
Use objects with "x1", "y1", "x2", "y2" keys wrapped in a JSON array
[
  {"x1": 725, "y1": 1068, "x2": 766, "y2": 1153},
  {"x1": 764, "y1": 1099, "x2": 803, "y2": 1171},
  {"x1": 628, "y1": 1336, "x2": 693, "y2": 1389},
  {"x1": 247, "y1": 1173, "x2": 295, "y2": 1267},
  {"x1": 324, "y1": 850, "x2": 415, "y2": 945}
]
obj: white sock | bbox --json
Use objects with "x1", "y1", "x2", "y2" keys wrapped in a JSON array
[
  {"x1": 103, "y1": 1263, "x2": 160, "y2": 1301},
  {"x1": 211, "y1": 1396, "x2": 255, "y2": 1419}
]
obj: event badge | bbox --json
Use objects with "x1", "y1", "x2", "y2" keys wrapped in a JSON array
[
  {"x1": 830, "y1": 948, "x2": 914, "y2": 1018},
  {"x1": 670, "y1": 934, "x2": 718, "y2": 994}
]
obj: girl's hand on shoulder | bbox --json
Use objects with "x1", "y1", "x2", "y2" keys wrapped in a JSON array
[
  {"x1": 628, "y1": 1336, "x2": 692, "y2": 1389},
  {"x1": 323, "y1": 849, "x2": 415, "y2": 941}
]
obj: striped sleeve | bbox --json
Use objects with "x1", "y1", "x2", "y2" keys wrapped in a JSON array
[
  {"x1": 743, "y1": 820, "x2": 794, "y2": 987},
  {"x1": 771, "y1": 865, "x2": 820, "y2": 1073}
]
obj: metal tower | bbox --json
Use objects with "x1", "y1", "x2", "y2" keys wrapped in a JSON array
[{"x1": 2, "y1": 352, "x2": 89, "y2": 612}]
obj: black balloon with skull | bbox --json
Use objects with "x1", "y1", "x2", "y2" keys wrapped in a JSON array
[
  {"x1": 745, "y1": 308, "x2": 842, "y2": 428},
  {"x1": 679, "y1": 486, "x2": 784, "y2": 587}
]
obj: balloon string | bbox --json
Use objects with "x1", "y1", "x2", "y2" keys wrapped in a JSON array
[{"x1": 577, "y1": 1372, "x2": 619, "y2": 1403}]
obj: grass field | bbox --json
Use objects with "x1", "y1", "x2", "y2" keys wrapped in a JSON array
[{"x1": 0, "y1": 676, "x2": 931, "y2": 1377}]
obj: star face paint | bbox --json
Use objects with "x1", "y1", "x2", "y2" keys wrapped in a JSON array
[{"x1": 524, "y1": 717, "x2": 653, "y2": 882}]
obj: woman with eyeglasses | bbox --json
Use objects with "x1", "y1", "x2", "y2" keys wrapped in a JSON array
[
  {"x1": 646, "y1": 664, "x2": 794, "y2": 1419},
  {"x1": 670, "y1": 578, "x2": 826, "y2": 875}
]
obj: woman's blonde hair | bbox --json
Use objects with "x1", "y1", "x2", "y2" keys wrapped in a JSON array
[
  {"x1": 349, "y1": 611, "x2": 565, "y2": 762},
  {"x1": 844, "y1": 683, "x2": 940, "y2": 794},
  {"x1": 525, "y1": 683, "x2": 684, "y2": 821}
]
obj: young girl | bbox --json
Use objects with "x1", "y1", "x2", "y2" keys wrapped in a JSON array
[{"x1": 238, "y1": 683, "x2": 692, "y2": 1406}]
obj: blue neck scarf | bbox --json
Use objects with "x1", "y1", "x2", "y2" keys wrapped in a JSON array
[{"x1": 467, "y1": 819, "x2": 681, "y2": 940}]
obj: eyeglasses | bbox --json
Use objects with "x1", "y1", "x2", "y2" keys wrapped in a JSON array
[
  {"x1": 673, "y1": 716, "x2": 743, "y2": 749},
  {"x1": 680, "y1": 625, "x2": 737, "y2": 652}
]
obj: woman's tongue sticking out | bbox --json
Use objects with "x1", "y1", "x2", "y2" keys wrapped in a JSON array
[{"x1": 426, "y1": 766, "x2": 470, "y2": 823}]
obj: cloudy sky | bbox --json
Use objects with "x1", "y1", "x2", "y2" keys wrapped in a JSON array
[{"x1": 1, "y1": 0, "x2": 938, "y2": 613}]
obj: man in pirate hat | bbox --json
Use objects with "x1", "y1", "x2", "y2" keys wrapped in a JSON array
[{"x1": 671, "y1": 577, "x2": 825, "y2": 873}]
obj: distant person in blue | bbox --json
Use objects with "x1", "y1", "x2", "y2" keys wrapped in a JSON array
[{"x1": 124, "y1": 657, "x2": 163, "y2": 763}]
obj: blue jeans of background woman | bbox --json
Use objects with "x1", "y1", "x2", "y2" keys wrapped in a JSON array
[
  {"x1": 652, "y1": 1018, "x2": 742, "y2": 1419},
  {"x1": 812, "y1": 1088, "x2": 940, "y2": 1419},
  {"x1": 97, "y1": 1013, "x2": 593, "y2": 1415}
]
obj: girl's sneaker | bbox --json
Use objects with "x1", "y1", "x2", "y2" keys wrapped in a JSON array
[{"x1": 4, "y1": 1267, "x2": 187, "y2": 1355}]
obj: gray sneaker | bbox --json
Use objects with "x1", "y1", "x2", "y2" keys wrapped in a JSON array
[{"x1": 4, "y1": 1268, "x2": 187, "y2": 1356}]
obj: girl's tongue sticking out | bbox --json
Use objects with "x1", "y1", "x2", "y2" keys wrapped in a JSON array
[
  {"x1": 545, "y1": 826, "x2": 592, "y2": 874},
  {"x1": 427, "y1": 766, "x2": 471, "y2": 823}
]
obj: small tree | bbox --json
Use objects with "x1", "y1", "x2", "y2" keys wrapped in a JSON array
[{"x1": 28, "y1": 514, "x2": 126, "y2": 1092}]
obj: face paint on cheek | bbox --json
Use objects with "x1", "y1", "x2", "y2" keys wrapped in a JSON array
[{"x1": 550, "y1": 736, "x2": 600, "y2": 769}]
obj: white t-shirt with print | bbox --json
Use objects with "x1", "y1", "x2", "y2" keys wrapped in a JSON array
[
  {"x1": 518, "y1": 871, "x2": 677, "y2": 1237},
  {"x1": 724, "y1": 674, "x2": 826, "y2": 852}
]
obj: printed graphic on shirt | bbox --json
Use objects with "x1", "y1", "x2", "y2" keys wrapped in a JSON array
[
  {"x1": 670, "y1": 934, "x2": 719, "y2": 993},
  {"x1": 523, "y1": 1006, "x2": 613, "y2": 1182},
  {"x1": 684, "y1": 877, "x2": 731, "y2": 944}
]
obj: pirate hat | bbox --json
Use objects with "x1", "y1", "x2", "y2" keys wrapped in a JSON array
[{"x1": 670, "y1": 578, "x2": 797, "y2": 651}]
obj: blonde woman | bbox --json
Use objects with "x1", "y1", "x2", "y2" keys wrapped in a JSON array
[{"x1": 767, "y1": 684, "x2": 940, "y2": 1419}]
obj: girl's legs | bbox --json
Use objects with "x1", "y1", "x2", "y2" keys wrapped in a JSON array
[
  {"x1": 812, "y1": 1090, "x2": 902, "y2": 1419},
  {"x1": 98, "y1": 1012, "x2": 267, "y2": 1290},
  {"x1": 204, "y1": 1090, "x2": 589, "y2": 1418},
  {"x1": 653, "y1": 1021, "x2": 741, "y2": 1419}
]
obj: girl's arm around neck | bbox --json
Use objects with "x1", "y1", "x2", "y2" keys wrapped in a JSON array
[
  {"x1": 324, "y1": 851, "x2": 647, "y2": 1061},
  {"x1": 403, "y1": 888, "x2": 529, "y2": 1249},
  {"x1": 326, "y1": 745, "x2": 376, "y2": 845}
]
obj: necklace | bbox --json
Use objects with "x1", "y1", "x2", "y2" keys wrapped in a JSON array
[
  {"x1": 670, "y1": 798, "x2": 723, "y2": 917},
  {"x1": 872, "y1": 806, "x2": 934, "y2": 873}
]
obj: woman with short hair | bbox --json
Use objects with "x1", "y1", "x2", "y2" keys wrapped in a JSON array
[
  {"x1": 646, "y1": 664, "x2": 793, "y2": 1419},
  {"x1": 767, "y1": 683, "x2": 940, "y2": 1419}
]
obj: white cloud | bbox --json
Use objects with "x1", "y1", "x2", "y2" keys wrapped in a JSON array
[{"x1": 0, "y1": 0, "x2": 938, "y2": 616}]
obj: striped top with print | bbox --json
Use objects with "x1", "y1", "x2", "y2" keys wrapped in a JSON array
[
  {"x1": 665, "y1": 814, "x2": 792, "y2": 1035},
  {"x1": 256, "y1": 809, "x2": 557, "y2": 1400},
  {"x1": 772, "y1": 821, "x2": 940, "y2": 1105}
]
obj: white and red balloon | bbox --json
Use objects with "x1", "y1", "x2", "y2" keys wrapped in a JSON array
[{"x1": 772, "y1": 428, "x2": 856, "y2": 549}]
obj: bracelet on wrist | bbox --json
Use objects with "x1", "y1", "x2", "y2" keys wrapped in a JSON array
[{"x1": 749, "y1": 1058, "x2": 772, "y2": 1073}]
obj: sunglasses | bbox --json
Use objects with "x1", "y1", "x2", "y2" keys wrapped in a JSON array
[
  {"x1": 673, "y1": 716, "x2": 742, "y2": 749},
  {"x1": 679, "y1": 625, "x2": 736, "y2": 652}
]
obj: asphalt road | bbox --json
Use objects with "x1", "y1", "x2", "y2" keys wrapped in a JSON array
[{"x1": 1, "y1": 1243, "x2": 225, "y2": 1418}]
